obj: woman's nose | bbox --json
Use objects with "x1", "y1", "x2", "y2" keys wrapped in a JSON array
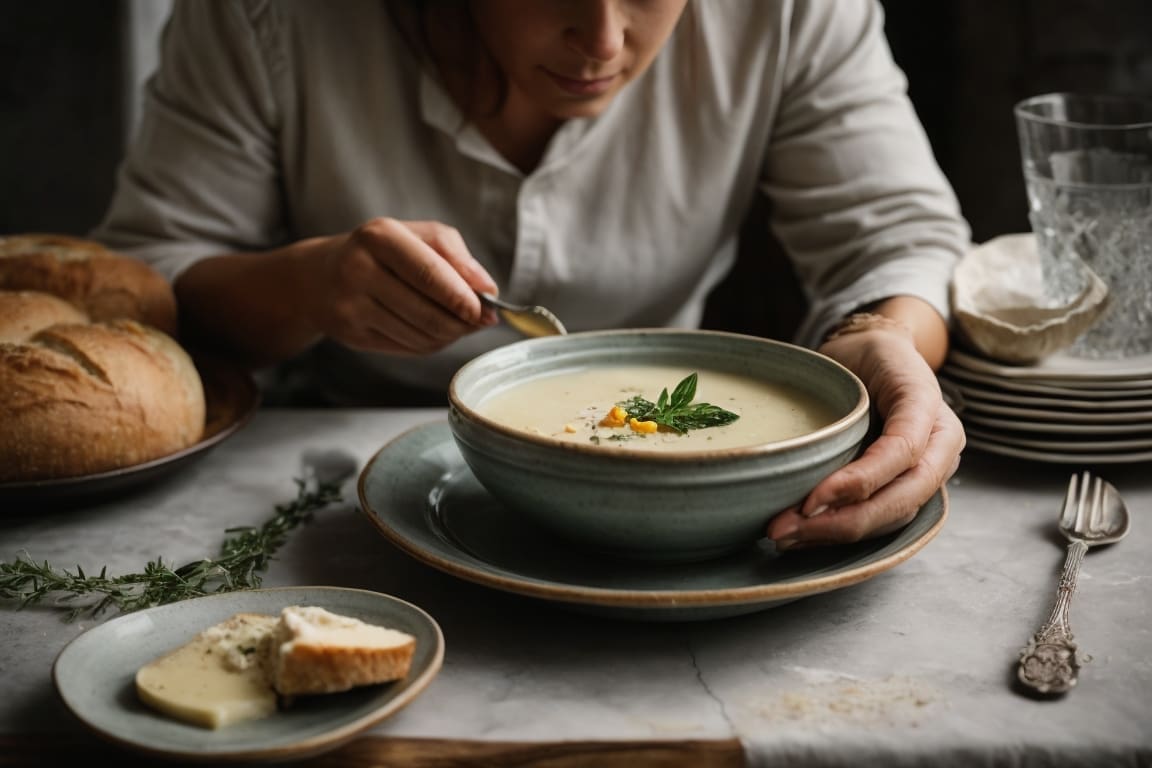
[{"x1": 564, "y1": 1, "x2": 625, "y2": 62}]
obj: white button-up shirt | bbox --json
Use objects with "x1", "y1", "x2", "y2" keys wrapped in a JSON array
[{"x1": 92, "y1": 0, "x2": 969, "y2": 402}]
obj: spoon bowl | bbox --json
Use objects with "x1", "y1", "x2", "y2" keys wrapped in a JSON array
[
  {"x1": 1060, "y1": 471, "x2": 1130, "y2": 547},
  {"x1": 477, "y1": 292, "x2": 567, "y2": 338}
]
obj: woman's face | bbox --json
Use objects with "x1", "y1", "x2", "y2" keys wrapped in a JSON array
[{"x1": 469, "y1": 0, "x2": 689, "y2": 120}]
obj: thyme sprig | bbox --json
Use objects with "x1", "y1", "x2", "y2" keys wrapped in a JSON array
[
  {"x1": 0, "y1": 476, "x2": 343, "y2": 621},
  {"x1": 619, "y1": 372, "x2": 740, "y2": 434}
]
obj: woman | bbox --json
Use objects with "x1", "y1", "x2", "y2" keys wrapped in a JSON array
[{"x1": 92, "y1": 0, "x2": 967, "y2": 550}]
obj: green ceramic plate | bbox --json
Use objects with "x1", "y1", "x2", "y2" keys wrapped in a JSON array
[
  {"x1": 358, "y1": 421, "x2": 948, "y2": 621},
  {"x1": 53, "y1": 587, "x2": 443, "y2": 762}
]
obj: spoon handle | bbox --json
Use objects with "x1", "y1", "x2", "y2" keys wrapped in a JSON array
[
  {"x1": 476, "y1": 292, "x2": 515, "y2": 311},
  {"x1": 1017, "y1": 539, "x2": 1088, "y2": 695}
]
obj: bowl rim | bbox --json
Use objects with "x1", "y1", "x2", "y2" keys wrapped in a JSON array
[{"x1": 447, "y1": 328, "x2": 870, "y2": 463}]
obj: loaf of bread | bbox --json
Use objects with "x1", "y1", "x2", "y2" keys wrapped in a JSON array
[
  {"x1": 0, "y1": 233, "x2": 206, "y2": 482},
  {"x1": 0, "y1": 290, "x2": 206, "y2": 482},
  {"x1": 268, "y1": 605, "x2": 417, "y2": 696},
  {"x1": 0, "y1": 233, "x2": 178, "y2": 336}
]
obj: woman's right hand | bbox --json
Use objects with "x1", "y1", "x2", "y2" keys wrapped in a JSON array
[{"x1": 306, "y1": 217, "x2": 500, "y2": 356}]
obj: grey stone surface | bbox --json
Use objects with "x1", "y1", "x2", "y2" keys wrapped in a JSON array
[{"x1": 1, "y1": 408, "x2": 1149, "y2": 765}]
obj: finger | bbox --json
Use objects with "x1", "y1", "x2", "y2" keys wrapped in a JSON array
[
  {"x1": 771, "y1": 405, "x2": 965, "y2": 549},
  {"x1": 319, "y1": 291, "x2": 433, "y2": 354},
  {"x1": 366, "y1": 294, "x2": 468, "y2": 353},
  {"x1": 392, "y1": 220, "x2": 500, "y2": 321},
  {"x1": 355, "y1": 218, "x2": 489, "y2": 325},
  {"x1": 800, "y1": 376, "x2": 939, "y2": 516},
  {"x1": 406, "y1": 220, "x2": 500, "y2": 295},
  {"x1": 770, "y1": 481, "x2": 921, "y2": 551},
  {"x1": 366, "y1": 270, "x2": 485, "y2": 348},
  {"x1": 324, "y1": 276, "x2": 476, "y2": 355}
]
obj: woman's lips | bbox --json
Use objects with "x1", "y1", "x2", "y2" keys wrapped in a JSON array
[{"x1": 545, "y1": 69, "x2": 617, "y2": 97}]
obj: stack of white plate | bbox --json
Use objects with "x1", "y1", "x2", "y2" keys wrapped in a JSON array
[{"x1": 939, "y1": 347, "x2": 1152, "y2": 464}]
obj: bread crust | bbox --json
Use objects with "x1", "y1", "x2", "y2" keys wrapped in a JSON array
[
  {"x1": 0, "y1": 318, "x2": 206, "y2": 481},
  {"x1": 269, "y1": 606, "x2": 417, "y2": 696},
  {"x1": 0, "y1": 290, "x2": 88, "y2": 343},
  {"x1": 0, "y1": 233, "x2": 178, "y2": 336},
  {"x1": 272, "y1": 643, "x2": 416, "y2": 696}
]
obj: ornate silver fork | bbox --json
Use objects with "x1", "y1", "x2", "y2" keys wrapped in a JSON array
[{"x1": 1017, "y1": 471, "x2": 1130, "y2": 695}]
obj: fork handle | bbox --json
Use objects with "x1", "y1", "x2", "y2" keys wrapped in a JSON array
[{"x1": 1017, "y1": 539, "x2": 1088, "y2": 695}]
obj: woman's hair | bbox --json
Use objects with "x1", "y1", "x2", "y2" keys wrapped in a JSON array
[{"x1": 383, "y1": 0, "x2": 508, "y2": 119}]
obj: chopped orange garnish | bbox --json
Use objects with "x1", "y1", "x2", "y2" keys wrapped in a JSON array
[
  {"x1": 629, "y1": 417, "x2": 658, "y2": 434},
  {"x1": 598, "y1": 405, "x2": 628, "y2": 428},
  {"x1": 563, "y1": 423, "x2": 577, "y2": 433}
]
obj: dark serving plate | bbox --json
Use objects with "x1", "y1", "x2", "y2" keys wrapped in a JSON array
[{"x1": 0, "y1": 358, "x2": 260, "y2": 510}]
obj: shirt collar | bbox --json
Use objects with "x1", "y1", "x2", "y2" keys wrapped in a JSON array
[{"x1": 419, "y1": 70, "x2": 595, "y2": 177}]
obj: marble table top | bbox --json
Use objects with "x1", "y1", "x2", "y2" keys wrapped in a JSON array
[{"x1": 1, "y1": 408, "x2": 1149, "y2": 767}]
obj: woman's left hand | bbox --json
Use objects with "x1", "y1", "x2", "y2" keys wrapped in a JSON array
[{"x1": 763, "y1": 321, "x2": 965, "y2": 550}]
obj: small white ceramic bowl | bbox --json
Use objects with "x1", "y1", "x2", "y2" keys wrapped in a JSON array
[
  {"x1": 447, "y1": 329, "x2": 870, "y2": 563},
  {"x1": 951, "y1": 233, "x2": 1109, "y2": 364}
]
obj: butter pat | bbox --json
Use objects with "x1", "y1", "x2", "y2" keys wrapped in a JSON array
[{"x1": 135, "y1": 613, "x2": 279, "y2": 729}]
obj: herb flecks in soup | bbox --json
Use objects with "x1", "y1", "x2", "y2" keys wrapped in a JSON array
[{"x1": 478, "y1": 366, "x2": 840, "y2": 452}]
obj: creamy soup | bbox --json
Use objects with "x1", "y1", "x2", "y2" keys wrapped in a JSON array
[{"x1": 477, "y1": 365, "x2": 840, "y2": 452}]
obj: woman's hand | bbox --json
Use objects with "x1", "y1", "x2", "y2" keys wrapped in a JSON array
[
  {"x1": 176, "y1": 217, "x2": 500, "y2": 366},
  {"x1": 306, "y1": 218, "x2": 499, "y2": 356},
  {"x1": 763, "y1": 310, "x2": 965, "y2": 550}
]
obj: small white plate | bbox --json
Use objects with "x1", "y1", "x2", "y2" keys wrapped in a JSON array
[
  {"x1": 941, "y1": 363, "x2": 1152, "y2": 398},
  {"x1": 53, "y1": 587, "x2": 444, "y2": 763},
  {"x1": 960, "y1": 410, "x2": 1152, "y2": 438},
  {"x1": 942, "y1": 375, "x2": 1152, "y2": 411},
  {"x1": 965, "y1": 431, "x2": 1152, "y2": 465},
  {"x1": 948, "y1": 347, "x2": 1152, "y2": 382},
  {"x1": 963, "y1": 423, "x2": 1152, "y2": 452}
]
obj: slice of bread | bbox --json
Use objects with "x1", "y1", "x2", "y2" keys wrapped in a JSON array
[{"x1": 269, "y1": 606, "x2": 417, "y2": 696}]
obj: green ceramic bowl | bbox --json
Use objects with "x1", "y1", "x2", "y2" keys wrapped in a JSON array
[{"x1": 447, "y1": 329, "x2": 870, "y2": 563}]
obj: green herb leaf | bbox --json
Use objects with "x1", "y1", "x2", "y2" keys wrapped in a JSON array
[
  {"x1": 619, "y1": 372, "x2": 739, "y2": 434},
  {"x1": 0, "y1": 475, "x2": 344, "y2": 622}
]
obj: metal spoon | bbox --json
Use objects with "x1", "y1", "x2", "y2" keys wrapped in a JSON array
[
  {"x1": 1017, "y1": 471, "x2": 1131, "y2": 695},
  {"x1": 477, "y1": 292, "x2": 567, "y2": 338}
]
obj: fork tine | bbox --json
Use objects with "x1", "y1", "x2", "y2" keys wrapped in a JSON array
[{"x1": 1060, "y1": 472, "x2": 1079, "y2": 530}]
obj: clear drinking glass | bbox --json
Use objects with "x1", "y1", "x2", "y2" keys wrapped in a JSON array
[{"x1": 1015, "y1": 92, "x2": 1152, "y2": 359}]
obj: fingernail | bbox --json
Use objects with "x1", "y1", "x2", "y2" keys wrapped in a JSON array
[
  {"x1": 775, "y1": 538, "x2": 799, "y2": 551},
  {"x1": 804, "y1": 504, "x2": 829, "y2": 518},
  {"x1": 771, "y1": 518, "x2": 799, "y2": 540}
]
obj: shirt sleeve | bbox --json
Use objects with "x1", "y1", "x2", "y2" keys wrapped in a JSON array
[
  {"x1": 759, "y1": 0, "x2": 970, "y2": 347},
  {"x1": 89, "y1": 0, "x2": 286, "y2": 283}
]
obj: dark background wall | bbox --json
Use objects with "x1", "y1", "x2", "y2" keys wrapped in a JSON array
[
  {"x1": 2, "y1": 1, "x2": 1150, "y2": 336},
  {"x1": 1, "y1": 2, "x2": 126, "y2": 236}
]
